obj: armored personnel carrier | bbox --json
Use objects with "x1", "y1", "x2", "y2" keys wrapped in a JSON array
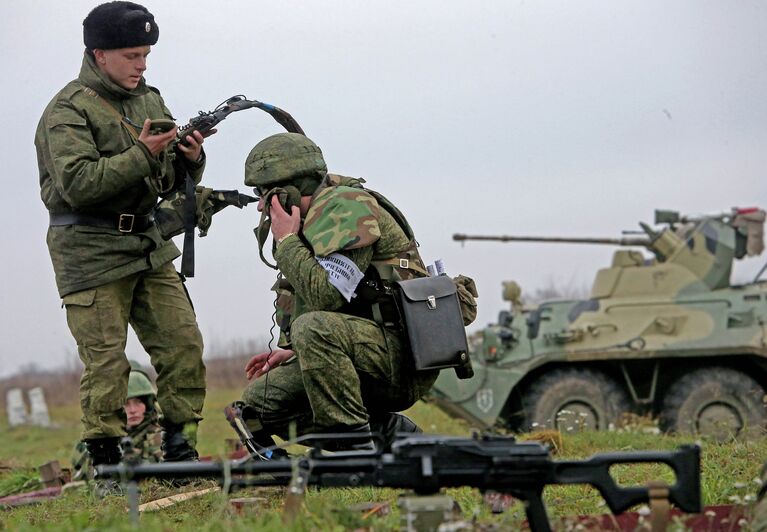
[{"x1": 432, "y1": 208, "x2": 767, "y2": 439}]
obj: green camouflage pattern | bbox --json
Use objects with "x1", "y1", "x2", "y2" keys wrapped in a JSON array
[
  {"x1": 243, "y1": 173, "x2": 436, "y2": 433},
  {"x1": 303, "y1": 185, "x2": 382, "y2": 257},
  {"x1": 244, "y1": 132, "x2": 326, "y2": 187},
  {"x1": 433, "y1": 208, "x2": 767, "y2": 439},
  {"x1": 64, "y1": 262, "x2": 205, "y2": 440},
  {"x1": 125, "y1": 419, "x2": 163, "y2": 463},
  {"x1": 36, "y1": 54, "x2": 207, "y2": 442},
  {"x1": 276, "y1": 192, "x2": 422, "y2": 317},
  {"x1": 35, "y1": 54, "x2": 205, "y2": 297},
  {"x1": 453, "y1": 274, "x2": 479, "y2": 326},
  {"x1": 127, "y1": 369, "x2": 155, "y2": 399},
  {"x1": 242, "y1": 312, "x2": 438, "y2": 433}
]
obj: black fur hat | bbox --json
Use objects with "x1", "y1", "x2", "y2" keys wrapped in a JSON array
[{"x1": 83, "y1": 1, "x2": 159, "y2": 50}]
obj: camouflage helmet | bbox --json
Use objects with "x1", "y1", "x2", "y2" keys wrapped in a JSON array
[
  {"x1": 244, "y1": 133, "x2": 327, "y2": 189},
  {"x1": 127, "y1": 369, "x2": 155, "y2": 399}
]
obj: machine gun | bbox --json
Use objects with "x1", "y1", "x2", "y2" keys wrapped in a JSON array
[
  {"x1": 96, "y1": 433, "x2": 701, "y2": 532},
  {"x1": 176, "y1": 95, "x2": 305, "y2": 143},
  {"x1": 170, "y1": 95, "x2": 305, "y2": 277}
]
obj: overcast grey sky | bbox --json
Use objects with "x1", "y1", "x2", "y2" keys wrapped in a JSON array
[{"x1": 1, "y1": 1, "x2": 765, "y2": 378}]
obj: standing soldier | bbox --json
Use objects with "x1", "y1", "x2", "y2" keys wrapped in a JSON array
[
  {"x1": 35, "y1": 1, "x2": 207, "y2": 471},
  {"x1": 237, "y1": 133, "x2": 441, "y2": 451}
]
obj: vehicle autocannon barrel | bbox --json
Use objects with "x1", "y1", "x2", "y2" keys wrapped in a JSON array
[{"x1": 452, "y1": 234, "x2": 651, "y2": 246}]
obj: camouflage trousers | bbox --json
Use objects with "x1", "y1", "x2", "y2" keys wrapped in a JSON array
[
  {"x1": 62, "y1": 262, "x2": 206, "y2": 440},
  {"x1": 242, "y1": 311, "x2": 437, "y2": 438}
]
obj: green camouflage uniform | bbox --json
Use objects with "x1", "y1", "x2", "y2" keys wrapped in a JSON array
[
  {"x1": 35, "y1": 54, "x2": 206, "y2": 441},
  {"x1": 243, "y1": 174, "x2": 438, "y2": 437},
  {"x1": 123, "y1": 409, "x2": 163, "y2": 463}
]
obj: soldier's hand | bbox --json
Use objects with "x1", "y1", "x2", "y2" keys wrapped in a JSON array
[
  {"x1": 245, "y1": 349, "x2": 294, "y2": 380},
  {"x1": 177, "y1": 129, "x2": 208, "y2": 162},
  {"x1": 138, "y1": 119, "x2": 178, "y2": 156},
  {"x1": 269, "y1": 196, "x2": 301, "y2": 240}
]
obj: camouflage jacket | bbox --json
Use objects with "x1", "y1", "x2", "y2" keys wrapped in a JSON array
[
  {"x1": 274, "y1": 174, "x2": 427, "y2": 339},
  {"x1": 35, "y1": 54, "x2": 205, "y2": 297},
  {"x1": 124, "y1": 418, "x2": 163, "y2": 463}
]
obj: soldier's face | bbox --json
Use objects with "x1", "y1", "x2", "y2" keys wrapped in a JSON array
[
  {"x1": 93, "y1": 46, "x2": 151, "y2": 90},
  {"x1": 125, "y1": 397, "x2": 147, "y2": 428}
]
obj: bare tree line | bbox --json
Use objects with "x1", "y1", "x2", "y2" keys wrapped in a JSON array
[
  {"x1": 524, "y1": 275, "x2": 591, "y2": 305},
  {"x1": 1, "y1": 278, "x2": 593, "y2": 410},
  {"x1": 0, "y1": 337, "x2": 270, "y2": 410}
]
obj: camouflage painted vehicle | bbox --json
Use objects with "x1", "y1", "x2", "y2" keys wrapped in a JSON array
[{"x1": 432, "y1": 208, "x2": 767, "y2": 439}]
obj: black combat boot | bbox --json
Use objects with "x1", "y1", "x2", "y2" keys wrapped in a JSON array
[
  {"x1": 161, "y1": 422, "x2": 199, "y2": 462},
  {"x1": 85, "y1": 437, "x2": 123, "y2": 497},
  {"x1": 371, "y1": 412, "x2": 422, "y2": 452},
  {"x1": 248, "y1": 430, "x2": 290, "y2": 460},
  {"x1": 318, "y1": 423, "x2": 376, "y2": 452},
  {"x1": 231, "y1": 401, "x2": 289, "y2": 460},
  {"x1": 86, "y1": 437, "x2": 123, "y2": 465}
]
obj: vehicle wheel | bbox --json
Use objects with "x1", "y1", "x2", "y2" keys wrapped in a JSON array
[
  {"x1": 660, "y1": 367, "x2": 767, "y2": 440},
  {"x1": 520, "y1": 368, "x2": 631, "y2": 432}
]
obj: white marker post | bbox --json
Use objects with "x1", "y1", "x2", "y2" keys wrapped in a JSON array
[
  {"x1": 28, "y1": 387, "x2": 52, "y2": 428},
  {"x1": 6, "y1": 388, "x2": 27, "y2": 427}
]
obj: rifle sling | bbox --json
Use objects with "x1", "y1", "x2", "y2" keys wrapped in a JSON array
[
  {"x1": 180, "y1": 170, "x2": 196, "y2": 277},
  {"x1": 81, "y1": 86, "x2": 140, "y2": 141}
]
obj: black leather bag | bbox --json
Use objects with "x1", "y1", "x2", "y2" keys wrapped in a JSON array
[{"x1": 394, "y1": 275, "x2": 471, "y2": 372}]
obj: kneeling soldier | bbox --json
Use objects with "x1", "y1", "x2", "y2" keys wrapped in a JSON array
[{"x1": 239, "y1": 133, "x2": 437, "y2": 451}]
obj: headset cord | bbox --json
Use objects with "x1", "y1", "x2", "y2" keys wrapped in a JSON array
[{"x1": 259, "y1": 273, "x2": 282, "y2": 420}]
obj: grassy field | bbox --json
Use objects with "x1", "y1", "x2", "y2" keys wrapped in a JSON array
[{"x1": 1, "y1": 387, "x2": 766, "y2": 530}]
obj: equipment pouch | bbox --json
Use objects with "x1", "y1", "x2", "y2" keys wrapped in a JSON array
[
  {"x1": 394, "y1": 276, "x2": 472, "y2": 375},
  {"x1": 453, "y1": 274, "x2": 478, "y2": 326},
  {"x1": 154, "y1": 190, "x2": 187, "y2": 239}
]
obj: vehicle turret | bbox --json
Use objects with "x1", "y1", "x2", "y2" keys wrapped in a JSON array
[{"x1": 454, "y1": 208, "x2": 765, "y2": 295}]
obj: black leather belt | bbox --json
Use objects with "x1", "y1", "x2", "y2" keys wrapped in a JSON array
[{"x1": 49, "y1": 212, "x2": 155, "y2": 233}]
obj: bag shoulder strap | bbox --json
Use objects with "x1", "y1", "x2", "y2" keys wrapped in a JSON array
[{"x1": 81, "y1": 86, "x2": 140, "y2": 142}]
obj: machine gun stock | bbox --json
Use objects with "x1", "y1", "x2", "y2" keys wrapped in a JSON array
[{"x1": 96, "y1": 434, "x2": 701, "y2": 532}]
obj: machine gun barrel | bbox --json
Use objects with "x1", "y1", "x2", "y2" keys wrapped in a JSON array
[
  {"x1": 453, "y1": 234, "x2": 651, "y2": 246},
  {"x1": 96, "y1": 434, "x2": 700, "y2": 532}
]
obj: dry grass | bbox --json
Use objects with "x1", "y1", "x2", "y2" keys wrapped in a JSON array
[{"x1": 1, "y1": 387, "x2": 766, "y2": 530}]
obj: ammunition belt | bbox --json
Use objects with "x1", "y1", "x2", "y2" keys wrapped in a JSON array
[{"x1": 49, "y1": 211, "x2": 155, "y2": 234}]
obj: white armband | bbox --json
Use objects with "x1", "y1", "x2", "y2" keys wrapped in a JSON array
[{"x1": 316, "y1": 253, "x2": 364, "y2": 302}]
